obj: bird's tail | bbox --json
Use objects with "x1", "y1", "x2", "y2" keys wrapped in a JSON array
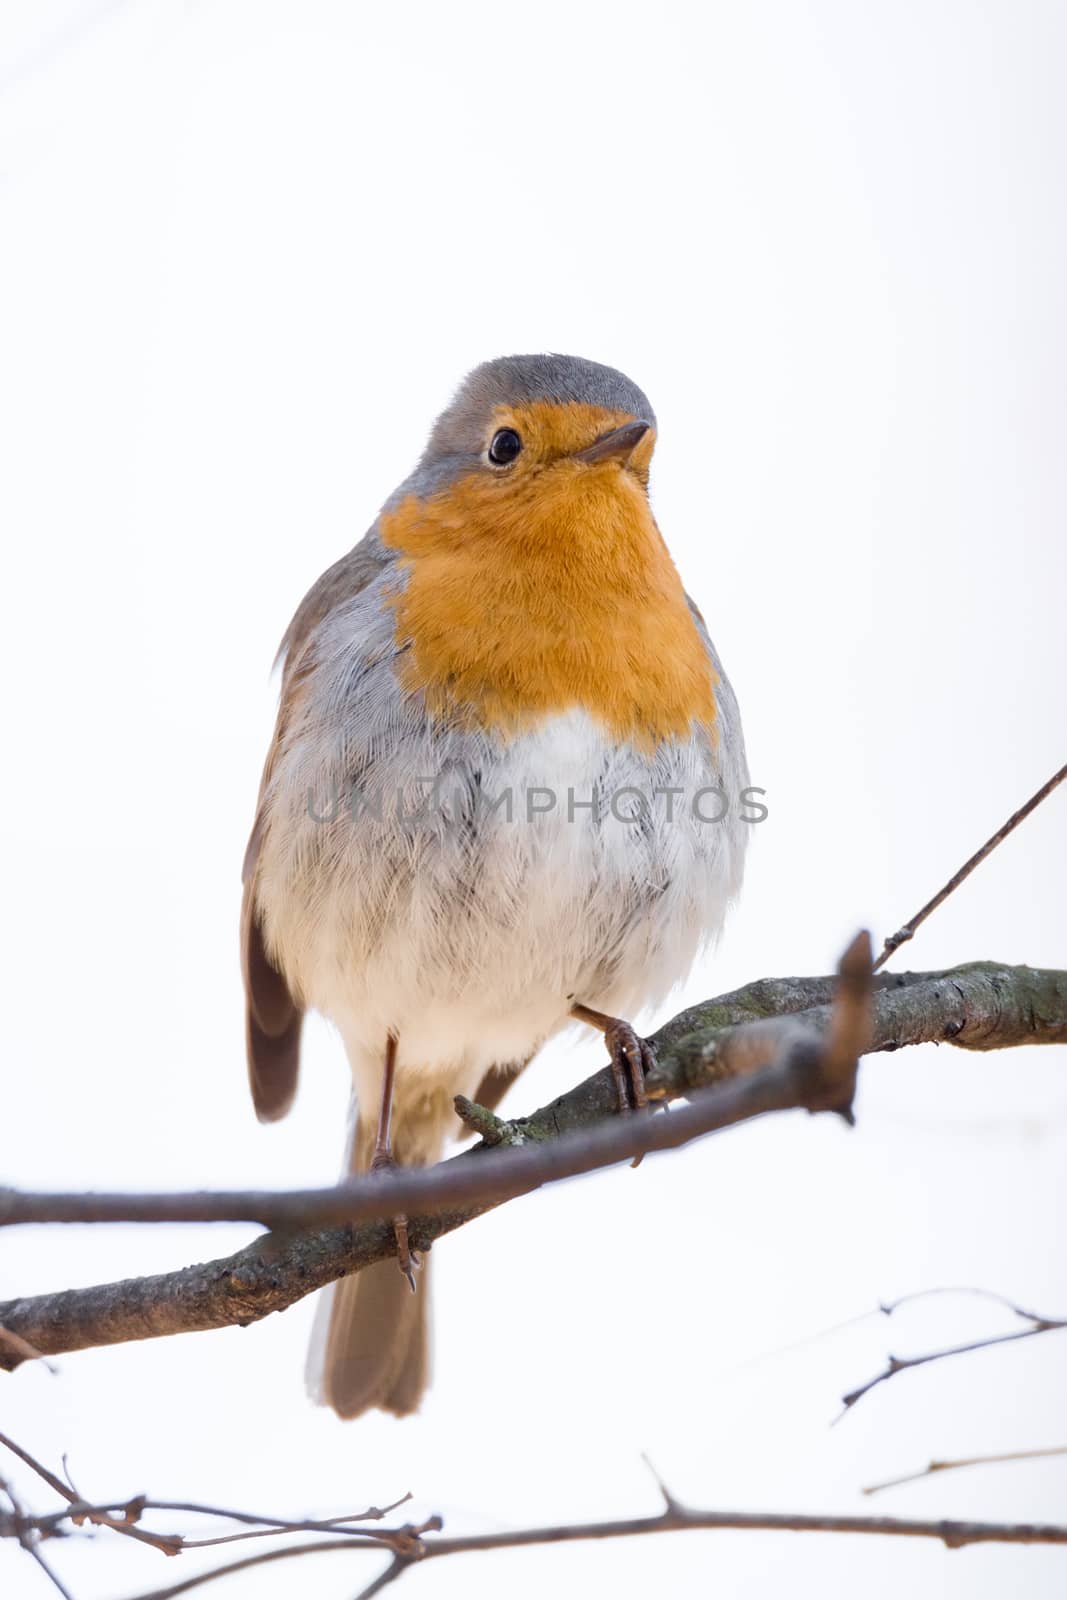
[{"x1": 305, "y1": 1103, "x2": 437, "y2": 1419}]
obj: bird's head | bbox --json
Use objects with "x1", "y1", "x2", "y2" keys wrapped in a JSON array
[
  {"x1": 381, "y1": 355, "x2": 658, "y2": 559},
  {"x1": 378, "y1": 355, "x2": 713, "y2": 744},
  {"x1": 418, "y1": 351, "x2": 656, "y2": 496}
]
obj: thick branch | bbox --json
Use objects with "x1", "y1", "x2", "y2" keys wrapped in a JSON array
[{"x1": 1, "y1": 955, "x2": 1063, "y2": 1370}]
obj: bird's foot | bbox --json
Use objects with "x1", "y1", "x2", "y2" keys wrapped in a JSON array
[
  {"x1": 571, "y1": 1003, "x2": 658, "y2": 1165},
  {"x1": 369, "y1": 1149, "x2": 419, "y2": 1293},
  {"x1": 601, "y1": 1019, "x2": 655, "y2": 1116}
]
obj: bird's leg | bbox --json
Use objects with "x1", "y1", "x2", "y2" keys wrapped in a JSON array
[
  {"x1": 370, "y1": 1033, "x2": 418, "y2": 1292},
  {"x1": 570, "y1": 1003, "x2": 655, "y2": 1114}
]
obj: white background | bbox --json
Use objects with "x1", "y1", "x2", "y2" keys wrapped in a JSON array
[{"x1": 2, "y1": 2, "x2": 1065, "y2": 1597}]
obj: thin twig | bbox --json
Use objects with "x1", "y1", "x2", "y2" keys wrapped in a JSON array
[
  {"x1": 1, "y1": 1475, "x2": 77, "y2": 1600},
  {"x1": 176, "y1": 1495, "x2": 414, "y2": 1550},
  {"x1": 4, "y1": 1500, "x2": 414, "y2": 1552},
  {"x1": 6, "y1": 1437, "x2": 1067, "y2": 1600},
  {"x1": 877, "y1": 1285, "x2": 1066, "y2": 1324},
  {"x1": 734, "y1": 1285, "x2": 1064, "y2": 1374},
  {"x1": 0, "y1": 1431, "x2": 182, "y2": 1555},
  {"x1": 115, "y1": 1539, "x2": 385, "y2": 1600},
  {"x1": 124, "y1": 1519, "x2": 442, "y2": 1600},
  {"x1": 416, "y1": 1505, "x2": 1067, "y2": 1551},
  {"x1": 640, "y1": 1453, "x2": 687, "y2": 1516},
  {"x1": 864, "y1": 1445, "x2": 1067, "y2": 1496},
  {"x1": 872, "y1": 760, "x2": 1067, "y2": 970},
  {"x1": 117, "y1": 1502, "x2": 1067, "y2": 1599},
  {"x1": 351, "y1": 1555, "x2": 414, "y2": 1600},
  {"x1": 0, "y1": 1429, "x2": 415, "y2": 1557},
  {"x1": 838, "y1": 1298, "x2": 1067, "y2": 1417}
]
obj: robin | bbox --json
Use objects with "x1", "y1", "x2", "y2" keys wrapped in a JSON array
[{"x1": 241, "y1": 354, "x2": 749, "y2": 1418}]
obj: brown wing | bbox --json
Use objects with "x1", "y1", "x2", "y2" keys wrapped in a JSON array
[
  {"x1": 241, "y1": 872, "x2": 303, "y2": 1122},
  {"x1": 241, "y1": 535, "x2": 390, "y2": 1122},
  {"x1": 240, "y1": 673, "x2": 307, "y2": 1122}
]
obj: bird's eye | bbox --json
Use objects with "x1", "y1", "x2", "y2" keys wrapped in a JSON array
[{"x1": 488, "y1": 428, "x2": 522, "y2": 466}]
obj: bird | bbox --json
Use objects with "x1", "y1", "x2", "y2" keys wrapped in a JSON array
[{"x1": 241, "y1": 353, "x2": 749, "y2": 1419}]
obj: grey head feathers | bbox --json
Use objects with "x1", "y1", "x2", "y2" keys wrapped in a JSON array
[
  {"x1": 428, "y1": 353, "x2": 654, "y2": 449},
  {"x1": 390, "y1": 353, "x2": 656, "y2": 507}
]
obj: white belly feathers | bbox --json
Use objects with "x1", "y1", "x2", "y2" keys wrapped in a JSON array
[{"x1": 256, "y1": 702, "x2": 748, "y2": 1093}]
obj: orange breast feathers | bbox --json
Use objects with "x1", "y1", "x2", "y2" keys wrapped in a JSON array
[{"x1": 378, "y1": 401, "x2": 718, "y2": 747}]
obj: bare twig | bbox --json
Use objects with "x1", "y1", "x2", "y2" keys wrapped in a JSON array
[
  {"x1": 351, "y1": 1554, "x2": 415, "y2": 1600},
  {"x1": 122, "y1": 1519, "x2": 443, "y2": 1600},
  {"x1": 0, "y1": 1440, "x2": 434, "y2": 1600},
  {"x1": 87, "y1": 1541, "x2": 382, "y2": 1600},
  {"x1": 413, "y1": 1505, "x2": 1067, "y2": 1552},
  {"x1": 838, "y1": 1297, "x2": 1067, "y2": 1417},
  {"x1": 0, "y1": 1429, "x2": 417, "y2": 1560},
  {"x1": 872, "y1": 760, "x2": 1067, "y2": 970},
  {"x1": 641, "y1": 1452, "x2": 688, "y2": 1516},
  {"x1": 115, "y1": 1502, "x2": 1067, "y2": 1599},
  {"x1": 0, "y1": 1432, "x2": 183, "y2": 1556},
  {"x1": 735, "y1": 1284, "x2": 1064, "y2": 1374},
  {"x1": 1, "y1": 1475, "x2": 77, "y2": 1600},
  {"x1": 171, "y1": 1494, "x2": 415, "y2": 1551},
  {"x1": 5, "y1": 1432, "x2": 1067, "y2": 1600},
  {"x1": 878, "y1": 1285, "x2": 1062, "y2": 1320},
  {"x1": 864, "y1": 1445, "x2": 1067, "y2": 1496},
  {"x1": 3, "y1": 949, "x2": 1066, "y2": 1371}
]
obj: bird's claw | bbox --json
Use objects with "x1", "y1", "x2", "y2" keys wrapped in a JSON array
[
  {"x1": 370, "y1": 1149, "x2": 420, "y2": 1292},
  {"x1": 603, "y1": 1020, "x2": 655, "y2": 1113},
  {"x1": 602, "y1": 1021, "x2": 656, "y2": 1168}
]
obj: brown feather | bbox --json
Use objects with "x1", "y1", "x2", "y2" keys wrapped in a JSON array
[
  {"x1": 241, "y1": 879, "x2": 303, "y2": 1122},
  {"x1": 316, "y1": 1112, "x2": 432, "y2": 1418},
  {"x1": 320, "y1": 1257, "x2": 429, "y2": 1419},
  {"x1": 317, "y1": 1059, "x2": 531, "y2": 1415},
  {"x1": 240, "y1": 689, "x2": 304, "y2": 1123}
]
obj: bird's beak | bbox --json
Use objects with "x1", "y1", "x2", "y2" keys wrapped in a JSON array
[{"x1": 574, "y1": 419, "x2": 652, "y2": 465}]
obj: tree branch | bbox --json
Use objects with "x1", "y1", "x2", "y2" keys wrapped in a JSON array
[
  {"x1": 839, "y1": 1292, "x2": 1067, "y2": 1416},
  {"x1": 1, "y1": 1474, "x2": 77, "y2": 1600},
  {"x1": 117, "y1": 1503, "x2": 1067, "y2": 1600},
  {"x1": 1, "y1": 950, "x2": 1064, "y2": 1371},
  {"x1": 871, "y1": 758, "x2": 1067, "y2": 970},
  {"x1": 5, "y1": 1427, "x2": 1067, "y2": 1600},
  {"x1": 863, "y1": 1445, "x2": 1067, "y2": 1497},
  {"x1": 0, "y1": 1428, "x2": 417, "y2": 1562}
]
